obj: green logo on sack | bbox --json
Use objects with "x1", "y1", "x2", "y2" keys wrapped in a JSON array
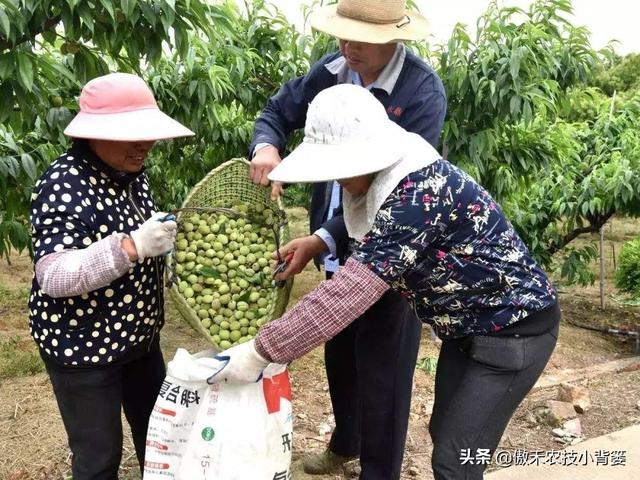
[{"x1": 201, "y1": 427, "x2": 215, "y2": 441}]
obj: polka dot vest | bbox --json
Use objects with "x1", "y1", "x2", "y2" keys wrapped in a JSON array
[{"x1": 29, "y1": 141, "x2": 165, "y2": 366}]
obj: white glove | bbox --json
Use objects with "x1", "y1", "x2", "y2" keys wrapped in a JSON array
[
  {"x1": 129, "y1": 212, "x2": 177, "y2": 261},
  {"x1": 207, "y1": 339, "x2": 270, "y2": 384}
]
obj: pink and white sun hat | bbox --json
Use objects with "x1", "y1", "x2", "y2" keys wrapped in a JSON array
[{"x1": 64, "y1": 73, "x2": 194, "y2": 141}]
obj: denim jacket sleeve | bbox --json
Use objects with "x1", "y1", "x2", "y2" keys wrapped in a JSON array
[
  {"x1": 402, "y1": 85, "x2": 447, "y2": 149},
  {"x1": 249, "y1": 53, "x2": 340, "y2": 156}
]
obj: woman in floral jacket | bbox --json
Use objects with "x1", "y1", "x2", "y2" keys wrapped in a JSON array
[{"x1": 209, "y1": 84, "x2": 561, "y2": 480}]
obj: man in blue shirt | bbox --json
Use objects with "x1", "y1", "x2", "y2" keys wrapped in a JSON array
[{"x1": 249, "y1": 1, "x2": 446, "y2": 477}]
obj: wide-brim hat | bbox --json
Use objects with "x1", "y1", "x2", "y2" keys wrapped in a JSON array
[
  {"x1": 268, "y1": 84, "x2": 407, "y2": 183},
  {"x1": 310, "y1": 0, "x2": 429, "y2": 44},
  {"x1": 64, "y1": 73, "x2": 194, "y2": 142}
]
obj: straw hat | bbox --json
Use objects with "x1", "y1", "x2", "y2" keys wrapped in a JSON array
[
  {"x1": 268, "y1": 84, "x2": 406, "y2": 183},
  {"x1": 310, "y1": 0, "x2": 429, "y2": 44},
  {"x1": 64, "y1": 73, "x2": 194, "y2": 142}
]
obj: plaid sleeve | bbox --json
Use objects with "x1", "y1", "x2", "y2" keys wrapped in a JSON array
[{"x1": 255, "y1": 258, "x2": 390, "y2": 363}]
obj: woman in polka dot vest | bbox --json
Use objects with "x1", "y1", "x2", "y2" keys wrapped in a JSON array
[{"x1": 29, "y1": 73, "x2": 194, "y2": 479}]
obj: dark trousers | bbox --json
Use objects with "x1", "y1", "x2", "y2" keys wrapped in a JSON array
[
  {"x1": 325, "y1": 289, "x2": 422, "y2": 480},
  {"x1": 429, "y1": 323, "x2": 559, "y2": 480},
  {"x1": 43, "y1": 348, "x2": 166, "y2": 480}
]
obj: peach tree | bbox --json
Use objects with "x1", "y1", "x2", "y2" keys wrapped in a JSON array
[
  {"x1": 429, "y1": 0, "x2": 640, "y2": 284},
  {"x1": 0, "y1": 0, "x2": 313, "y2": 259}
]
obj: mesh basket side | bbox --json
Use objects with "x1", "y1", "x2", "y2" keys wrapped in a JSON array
[{"x1": 168, "y1": 158, "x2": 292, "y2": 351}]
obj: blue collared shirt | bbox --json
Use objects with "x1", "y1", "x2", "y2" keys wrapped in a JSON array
[{"x1": 250, "y1": 45, "x2": 447, "y2": 269}]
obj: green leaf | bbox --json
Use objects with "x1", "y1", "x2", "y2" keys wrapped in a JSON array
[
  {"x1": 41, "y1": 29, "x2": 57, "y2": 45},
  {"x1": 162, "y1": 1, "x2": 175, "y2": 27},
  {"x1": 160, "y1": 11, "x2": 172, "y2": 35},
  {"x1": 7, "y1": 220, "x2": 29, "y2": 251},
  {"x1": 489, "y1": 79, "x2": 496, "y2": 97},
  {"x1": 0, "y1": 87, "x2": 12, "y2": 122},
  {"x1": 1, "y1": 156, "x2": 19, "y2": 178},
  {"x1": 16, "y1": 54, "x2": 34, "y2": 91},
  {"x1": 509, "y1": 95, "x2": 520, "y2": 117},
  {"x1": 78, "y1": 5, "x2": 95, "y2": 32},
  {"x1": 522, "y1": 100, "x2": 532, "y2": 123},
  {"x1": 48, "y1": 61, "x2": 78, "y2": 84},
  {"x1": 72, "y1": 51, "x2": 87, "y2": 83},
  {"x1": 188, "y1": 80, "x2": 197, "y2": 97},
  {"x1": 174, "y1": 23, "x2": 188, "y2": 58},
  {"x1": 0, "y1": 8, "x2": 10, "y2": 39},
  {"x1": 197, "y1": 82, "x2": 206, "y2": 105},
  {"x1": 139, "y1": 1, "x2": 157, "y2": 26},
  {"x1": 581, "y1": 202, "x2": 589, "y2": 217},
  {"x1": 235, "y1": 57, "x2": 245, "y2": 78},
  {"x1": 509, "y1": 50, "x2": 521, "y2": 80},
  {"x1": 99, "y1": 0, "x2": 116, "y2": 21},
  {"x1": 416, "y1": 356, "x2": 438, "y2": 375},
  {"x1": 0, "y1": 53, "x2": 13, "y2": 79},
  {"x1": 121, "y1": 0, "x2": 138, "y2": 18},
  {"x1": 146, "y1": 38, "x2": 161, "y2": 64},
  {"x1": 20, "y1": 153, "x2": 36, "y2": 180},
  {"x1": 200, "y1": 267, "x2": 221, "y2": 279},
  {"x1": 237, "y1": 290, "x2": 251, "y2": 303}
]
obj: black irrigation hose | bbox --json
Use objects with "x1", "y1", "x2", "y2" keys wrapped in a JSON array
[{"x1": 565, "y1": 318, "x2": 640, "y2": 354}]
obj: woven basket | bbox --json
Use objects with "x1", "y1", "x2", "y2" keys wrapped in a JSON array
[{"x1": 167, "y1": 158, "x2": 292, "y2": 351}]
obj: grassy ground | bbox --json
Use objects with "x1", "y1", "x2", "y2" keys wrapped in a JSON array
[
  {"x1": 0, "y1": 259, "x2": 44, "y2": 381},
  {"x1": 557, "y1": 216, "x2": 640, "y2": 315},
  {"x1": 0, "y1": 210, "x2": 639, "y2": 479}
]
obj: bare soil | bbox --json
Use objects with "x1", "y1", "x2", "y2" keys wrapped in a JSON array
[{"x1": 1, "y1": 211, "x2": 639, "y2": 479}]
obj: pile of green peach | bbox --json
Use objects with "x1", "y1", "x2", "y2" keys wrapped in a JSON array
[{"x1": 172, "y1": 204, "x2": 279, "y2": 349}]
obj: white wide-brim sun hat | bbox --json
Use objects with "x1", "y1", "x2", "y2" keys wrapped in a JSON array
[
  {"x1": 268, "y1": 84, "x2": 407, "y2": 184},
  {"x1": 64, "y1": 73, "x2": 194, "y2": 142},
  {"x1": 310, "y1": 0, "x2": 429, "y2": 44}
]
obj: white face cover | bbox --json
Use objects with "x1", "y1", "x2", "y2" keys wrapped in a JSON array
[{"x1": 343, "y1": 133, "x2": 441, "y2": 241}]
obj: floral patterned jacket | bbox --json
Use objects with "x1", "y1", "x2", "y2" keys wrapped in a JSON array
[
  {"x1": 256, "y1": 159, "x2": 558, "y2": 363},
  {"x1": 351, "y1": 159, "x2": 557, "y2": 338}
]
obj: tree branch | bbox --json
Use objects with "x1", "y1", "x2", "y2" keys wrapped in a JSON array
[
  {"x1": 252, "y1": 74, "x2": 279, "y2": 91},
  {"x1": 0, "y1": 15, "x2": 61, "y2": 52},
  {"x1": 547, "y1": 211, "x2": 615, "y2": 256}
]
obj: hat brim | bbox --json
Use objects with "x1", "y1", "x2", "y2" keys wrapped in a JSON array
[
  {"x1": 268, "y1": 123, "x2": 406, "y2": 183},
  {"x1": 63, "y1": 108, "x2": 195, "y2": 141},
  {"x1": 310, "y1": 5, "x2": 429, "y2": 44}
]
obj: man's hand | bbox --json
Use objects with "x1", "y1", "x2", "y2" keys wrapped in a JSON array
[
  {"x1": 249, "y1": 145, "x2": 283, "y2": 200},
  {"x1": 273, "y1": 235, "x2": 328, "y2": 281}
]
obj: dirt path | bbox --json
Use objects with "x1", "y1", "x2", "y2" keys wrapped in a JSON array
[
  {"x1": 1, "y1": 211, "x2": 640, "y2": 479},
  {"x1": 2, "y1": 315, "x2": 637, "y2": 480}
]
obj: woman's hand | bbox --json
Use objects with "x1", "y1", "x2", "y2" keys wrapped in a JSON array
[
  {"x1": 121, "y1": 236, "x2": 139, "y2": 261},
  {"x1": 129, "y1": 212, "x2": 177, "y2": 261},
  {"x1": 207, "y1": 339, "x2": 270, "y2": 384}
]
